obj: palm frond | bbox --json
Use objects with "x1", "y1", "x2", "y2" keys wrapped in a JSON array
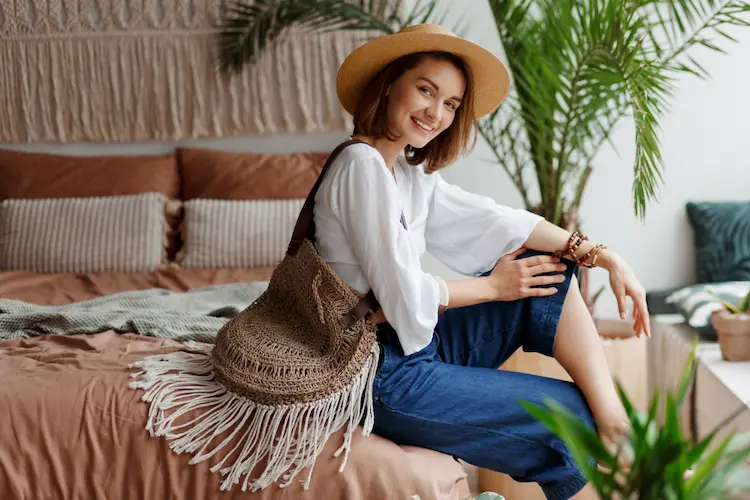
[
  {"x1": 218, "y1": 0, "x2": 750, "y2": 222},
  {"x1": 635, "y1": 0, "x2": 729, "y2": 43},
  {"x1": 487, "y1": 0, "x2": 674, "y2": 221},
  {"x1": 398, "y1": 0, "x2": 470, "y2": 37},
  {"x1": 659, "y1": 1, "x2": 750, "y2": 79},
  {"x1": 215, "y1": 0, "x2": 471, "y2": 75},
  {"x1": 626, "y1": 62, "x2": 674, "y2": 217},
  {"x1": 216, "y1": 0, "x2": 402, "y2": 74},
  {"x1": 633, "y1": 0, "x2": 750, "y2": 78},
  {"x1": 485, "y1": 0, "x2": 749, "y2": 221}
]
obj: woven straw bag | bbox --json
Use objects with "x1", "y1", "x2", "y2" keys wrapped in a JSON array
[{"x1": 130, "y1": 139, "x2": 381, "y2": 492}]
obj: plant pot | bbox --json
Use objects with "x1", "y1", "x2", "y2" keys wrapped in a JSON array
[{"x1": 710, "y1": 310, "x2": 750, "y2": 361}]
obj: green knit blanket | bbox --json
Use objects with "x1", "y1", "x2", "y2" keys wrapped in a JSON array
[{"x1": 0, "y1": 281, "x2": 269, "y2": 342}]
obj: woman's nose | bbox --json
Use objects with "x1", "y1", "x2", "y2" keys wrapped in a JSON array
[{"x1": 425, "y1": 104, "x2": 440, "y2": 125}]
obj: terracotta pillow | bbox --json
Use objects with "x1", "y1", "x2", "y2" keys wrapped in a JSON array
[
  {"x1": 0, "y1": 149, "x2": 179, "y2": 200},
  {"x1": 0, "y1": 149, "x2": 181, "y2": 259},
  {"x1": 177, "y1": 148, "x2": 329, "y2": 200}
]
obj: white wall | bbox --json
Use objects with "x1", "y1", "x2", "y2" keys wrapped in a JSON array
[
  {"x1": 3, "y1": 1, "x2": 750, "y2": 319},
  {"x1": 420, "y1": 1, "x2": 750, "y2": 318}
]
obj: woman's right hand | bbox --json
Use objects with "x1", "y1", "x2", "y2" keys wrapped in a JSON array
[{"x1": 487, "y1": 247, "x2": 568, "y2": 301}]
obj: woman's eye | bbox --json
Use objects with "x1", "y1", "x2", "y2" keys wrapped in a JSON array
[
  {"x1": 419, "y1": 87, "x2": 432, "y2": 96},
  {"x1": 445, "y1": 101, "x2": 456, "y2": 110}
]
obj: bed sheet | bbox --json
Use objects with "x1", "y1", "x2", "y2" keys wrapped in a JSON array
[{"x1": 0, "y1": 268, "x2": 470, "y2": 500}]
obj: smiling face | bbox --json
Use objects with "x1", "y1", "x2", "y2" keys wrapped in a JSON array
[
  {"x1": 352, "y1": 51, "x2": 477, "y2": 172},
  {"x1": 385, "y1": 56, "x2": 467, "y2": 149}
]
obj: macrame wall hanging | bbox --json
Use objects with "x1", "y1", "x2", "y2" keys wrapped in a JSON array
[{"x1": 0, "y1": 1, "x2": 365, "y2": 143}]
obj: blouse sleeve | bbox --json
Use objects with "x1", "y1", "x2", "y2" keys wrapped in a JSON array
[
  {"x1": 330, "y1": 155, "x2": 446, "y2": 355},
  {"x1": 425, "y1": 173, "x2": 543, "y2": 276}
]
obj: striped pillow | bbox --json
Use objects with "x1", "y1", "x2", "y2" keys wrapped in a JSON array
[
  {"x1": 666, "y1": 281, "x2": 750, "y2": 339},
  {"x1": 178, "y1": 199, "x2": 304, "y2": 269},
  {"x1": 0, "y1": 193, "x2": 167, "y2": 273}
]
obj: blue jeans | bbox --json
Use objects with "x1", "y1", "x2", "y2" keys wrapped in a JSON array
[{"x1": 372, "y1": 252, "x2": 594, "y2": 500}]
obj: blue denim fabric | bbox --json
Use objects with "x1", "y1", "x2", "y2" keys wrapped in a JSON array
[{"x1": 372, "y1": 251, "x2": 595, "y2": 500}]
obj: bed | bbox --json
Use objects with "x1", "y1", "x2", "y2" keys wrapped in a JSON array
[{"x1": 0, "y1": 148, "x2": 472, "y2": 500}]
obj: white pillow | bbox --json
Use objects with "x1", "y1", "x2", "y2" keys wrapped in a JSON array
[
  {"x1": 178, "y1": 198, "x2": 304, "y2": 269},
  {"x1": 0, "y1": 193, "x2": 167, "y2": 273}
]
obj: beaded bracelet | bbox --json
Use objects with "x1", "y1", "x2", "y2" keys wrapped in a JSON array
[
  {"x1": 571, "y1": 232, "x2": 586, "y2": 256},
  {"x1": 577, "y1": 243, "x2": 607, "y2": 268},
  {"x1": 590, "y1": 244, "x2": 607, "y2": 268},
  {"x1": 555, "y1": 231, "x2": 606, "y2": 268},
  {"x1": 554, "y1": 231, "x2": 587, "y2": 259}
]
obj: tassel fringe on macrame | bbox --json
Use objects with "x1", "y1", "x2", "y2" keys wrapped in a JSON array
[
  {"x1": 128, "y1": 341, "x2": 380, "y2": 492},
  {"x1": 0, "y1": 0, "x2": 378, "y2": 142}
]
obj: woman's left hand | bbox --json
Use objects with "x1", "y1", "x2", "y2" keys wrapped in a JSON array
[{"x1": 601, "y1": 251, "x2": 650, "y2": 338}]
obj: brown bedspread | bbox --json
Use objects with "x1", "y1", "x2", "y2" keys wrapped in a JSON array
[
  {"x1": 0, "y1": 267, "x2": 276, "y2": 304},
  {"x1": 0, "y1": 269, "x2": 470, "y2": 500}
]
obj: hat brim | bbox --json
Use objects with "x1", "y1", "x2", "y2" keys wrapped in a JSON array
[{"x1": 336, "y1": 31, "x2": 510, "y2": 119}]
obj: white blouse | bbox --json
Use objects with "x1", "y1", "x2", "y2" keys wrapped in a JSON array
[{"x1": 314, "y1": 142, "x2": 542, "y2": 355}]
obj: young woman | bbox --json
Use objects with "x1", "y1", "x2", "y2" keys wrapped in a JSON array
[{"x1": 314, "y1": 24, "x2": 650, "y2": 500}]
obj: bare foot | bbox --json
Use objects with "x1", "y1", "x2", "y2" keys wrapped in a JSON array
[
  {"x1": 597, "y1": 411, "x2": 630, "y2": 441},
  {"x1": 594, "y1": 410, "x2": 632, "y2": 469}
]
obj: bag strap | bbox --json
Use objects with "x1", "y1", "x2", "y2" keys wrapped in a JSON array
[
  {"x1": 287, "y1": 139, "x2": 363, "y2": 255},
  {"x1": 287, "y1": 139, "x2": 381, "y2": 325}
]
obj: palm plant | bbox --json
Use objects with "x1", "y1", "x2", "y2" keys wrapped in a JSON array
[
  {"x1": 216, "y1": 0, "x2": 750, "y2": 225},
  {"x1": 216, "y1": 0, "x2": 467, "y2": 75},
  {"x1": 215, "y1": 0, "x2": 750, "y2": 310},
  {"x1": 482, "y1": 0, "x2": 750, "y2": 228},
  {"x1": 522, "y1": 340, "x2": 750, "y2": 498}
]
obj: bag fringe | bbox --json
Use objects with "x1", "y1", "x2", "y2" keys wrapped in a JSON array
[{"x1": 128, "y1": 341, "x2": 380, "y2": 492}]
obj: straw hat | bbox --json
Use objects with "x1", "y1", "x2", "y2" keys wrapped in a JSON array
[{"x1": 336, "y1": 24, "x2": 511, "y2": 119}]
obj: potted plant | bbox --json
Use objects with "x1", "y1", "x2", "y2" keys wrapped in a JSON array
[
  {"x1": 710, "y1": 288, "x2": 750, "y2": 361},
  {"x1": 214, "y1": 0, "x2": 750, "y2": 316},
  {"x1": 522, "y1": 340, "x2": 750, "y2": 499}
]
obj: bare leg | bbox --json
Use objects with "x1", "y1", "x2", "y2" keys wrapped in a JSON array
[{"x1": 553, "y1": 275, "x2": 629, "y2": 438}]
